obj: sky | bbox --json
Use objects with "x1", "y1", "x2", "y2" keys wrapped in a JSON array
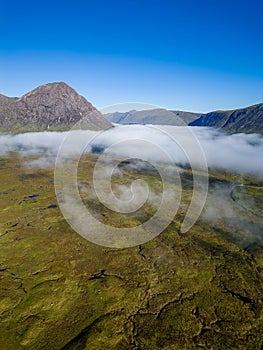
[{"x1": 0, "y1": 0, "x2": 263, "y2": 112}]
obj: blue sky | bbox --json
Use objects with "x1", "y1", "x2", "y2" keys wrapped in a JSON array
[{"x1": 0, "y1": 0, "x2": 263, "y2": 112}]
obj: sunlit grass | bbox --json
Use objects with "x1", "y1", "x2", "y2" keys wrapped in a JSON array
[{"x1": 0, "y1": 153, "x2": 262, "y2": 349}]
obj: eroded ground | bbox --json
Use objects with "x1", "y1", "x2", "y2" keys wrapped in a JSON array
[{"x1": 0, "y1": 154, "x2": 262, "y2": 349}]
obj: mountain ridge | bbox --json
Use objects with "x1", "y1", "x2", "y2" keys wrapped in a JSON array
[
  {"x1": 1, "y1": 83, "x2": 262, "y2": 134},
  {"x1": 105, "y1": 108, "x2": 201, "y2": 126},
  {"x1": 189, "y1": 103, "x2": 263, "y2": 134},
  {"x1": 105, "y1": 103, "x2": 263, "y2": 134}
]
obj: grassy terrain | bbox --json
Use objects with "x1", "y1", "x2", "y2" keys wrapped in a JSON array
[{"x1": 0, "y1": 154, "x2": 262, "y2": 349}]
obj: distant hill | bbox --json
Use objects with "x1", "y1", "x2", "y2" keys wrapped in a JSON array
[
  {"x1": 0, "y1": 82, "x2": 112, "y2": 132},
  {"x1": 190, "y1": 103, "x2": 263, "y2": 134},
  {"x1": 105, "y1": 108, "x2": 201, "y2": 126},
  {"x1": 106, "y1": 103, "x2": 263, "y2": 134}
]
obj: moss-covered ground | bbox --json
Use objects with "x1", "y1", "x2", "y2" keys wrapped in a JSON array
[{"x1": 0, "y1": 154, "x2": 262, "y2": 349}]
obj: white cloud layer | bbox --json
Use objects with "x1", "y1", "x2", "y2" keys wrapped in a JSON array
[{"x1": 0, "y1": 126, "x2": 262, "y2": 178}]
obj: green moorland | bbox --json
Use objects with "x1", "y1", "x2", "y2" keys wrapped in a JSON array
[{"x1": 0, "y1": 153, "x2": 262, "y2": 349}]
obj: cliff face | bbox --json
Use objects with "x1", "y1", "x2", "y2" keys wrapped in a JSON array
[
  {"x1": 190, "y1": 103, "x2": 263, "y2": 134},
  {"x1": 0, "y1": 82, "x2": 112, "y2": 132}
]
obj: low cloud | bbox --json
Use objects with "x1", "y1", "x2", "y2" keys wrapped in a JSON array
[
  {"x1": 0, "y1": 126, "x2": 262, "y2": 178},
  {"x1": 201, "y1": 182, "x2": 263, "y2": 247},
  {"x1": 90, "y1": 125, "x2": 263, "y2": 178}
]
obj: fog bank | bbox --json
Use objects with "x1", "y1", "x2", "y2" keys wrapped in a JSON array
[{"x1": 0, "y1": 126, "x2": 262, "y2": 177}]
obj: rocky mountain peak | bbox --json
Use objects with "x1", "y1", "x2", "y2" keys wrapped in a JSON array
[
  {"x1": 0, "y1": 82, "x2": 112, "y2": 132},
  {"x1": 21, "y1": 82, "x2": 80, "y2": 100}
]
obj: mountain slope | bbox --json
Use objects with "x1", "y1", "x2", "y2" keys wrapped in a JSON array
[
  {"x1": 106, "y1": 103, "x2": 263, "y2": 134},
  {"x1": 190, "y1": 103, "x2": 263, "y2": 134},
  {"x1": 105, "y1": 108, "x2": 200, "y2": 126},
  {"x1": 0, "y1": 82, "x2": 112, "y2": 132}
]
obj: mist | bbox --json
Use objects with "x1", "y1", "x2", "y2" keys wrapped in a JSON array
[
  {"x1": 90, "y1": 125, "x2": 263, "y2": 177},
  {"x1": 201, "y1": 182, "x2": 263, "y2": 247},
  {"x1": 0, "y1": 126, "x2": 262, "y2": 178}
]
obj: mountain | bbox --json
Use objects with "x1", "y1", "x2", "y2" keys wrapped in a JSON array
[
  {"x1": 106, "y1": 103, "x2": 263, "y2": 134},
  {"x1": 2, "y1": 83, "x2": 261, "y2": 134},
  {"x1": 0, "y1": 82, "x2": 112, "y2": 132},
  {"x1": 190, "y1": 103, "x2": 263, "y2": 134},
  {"x1": 105, "y1": 108, "x2": 200, "y2": 126}
]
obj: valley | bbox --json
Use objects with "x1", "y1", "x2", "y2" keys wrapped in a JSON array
[{"x1": 0, "y1": 152, "x2": 262, "y2": 349}]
